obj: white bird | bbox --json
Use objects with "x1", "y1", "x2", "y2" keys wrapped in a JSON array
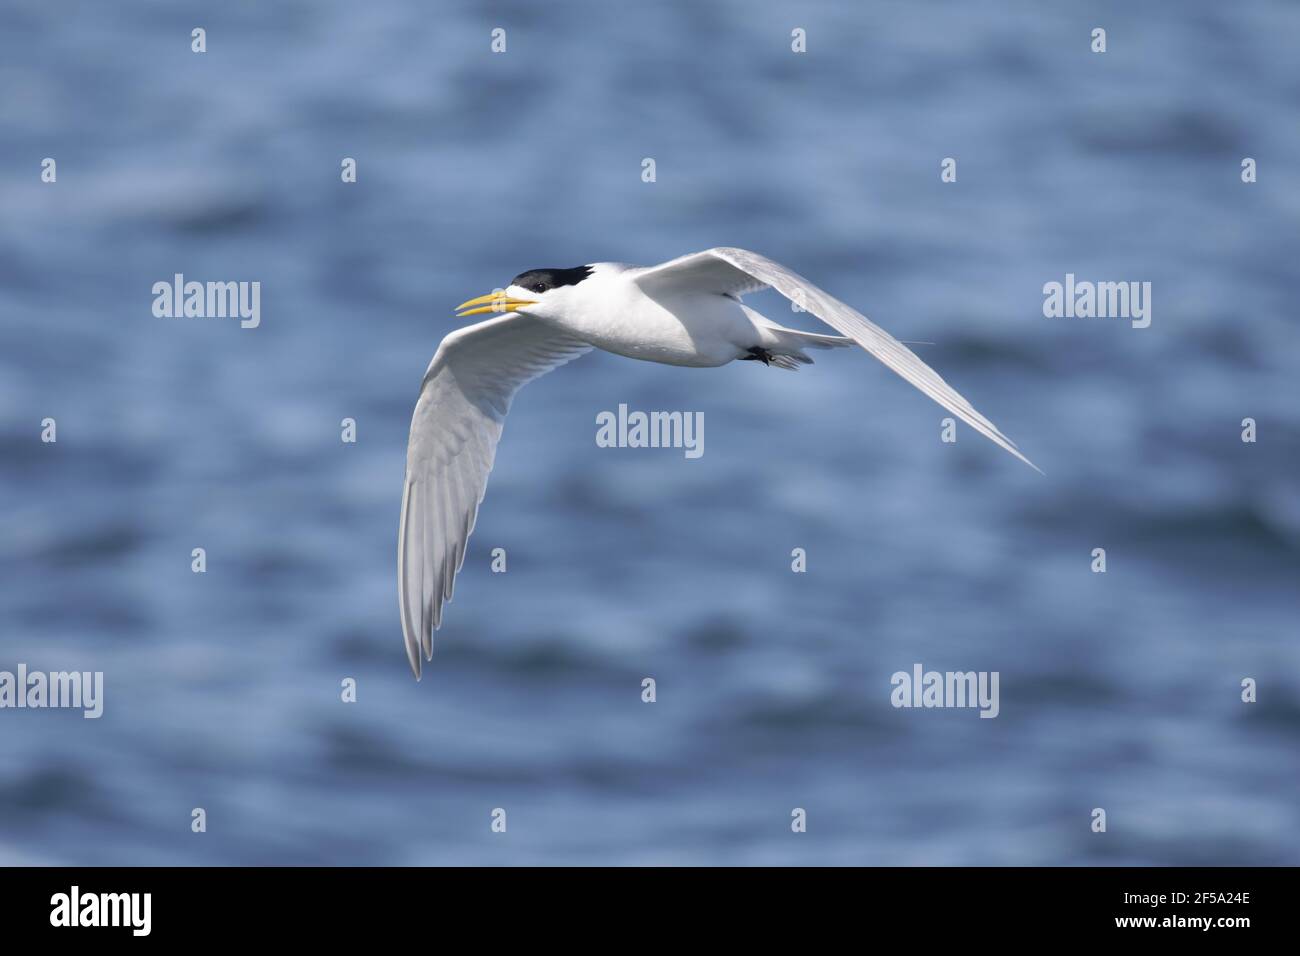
[{"x1": 399, "y1": 247, "x2": 1038, "y2": 677}]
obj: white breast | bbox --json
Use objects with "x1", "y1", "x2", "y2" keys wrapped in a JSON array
[{"x1": 550, "y1": 264, "x2": 755, "y2": 367}]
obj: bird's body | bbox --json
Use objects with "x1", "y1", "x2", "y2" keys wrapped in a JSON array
[
  {"x1": 511, "y1": 261, "x2": 839, "y2": 367},
  {"x1": 399, "y1": 247, "x2": 1038, "y2": 678},
  {"x1": 548, "y1": 262, "x2": 741, "y2": 365}
]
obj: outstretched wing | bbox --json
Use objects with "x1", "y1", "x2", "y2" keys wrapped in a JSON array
[
  {"x1": 633, "y1": 247, "x2": 1040, "y2": 472},
  {"x1": 400, "y1": 314, "x2": 591, "y2": 678}
]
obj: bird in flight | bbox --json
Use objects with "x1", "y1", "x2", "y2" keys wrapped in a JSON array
[{"x1": 399, "y1": 247, "x2": 1038, "y2": 677}]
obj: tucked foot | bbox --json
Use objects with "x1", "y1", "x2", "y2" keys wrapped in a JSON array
[{"x1": 740, "y1": 346, "x2": 810, "y2": 371}]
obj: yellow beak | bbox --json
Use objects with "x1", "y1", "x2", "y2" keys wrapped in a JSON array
[{"x1": 454, "y1": 291, "x2": 538, "y2": 318}]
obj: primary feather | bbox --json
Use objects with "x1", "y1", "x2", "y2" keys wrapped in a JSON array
[{"x1": 400, "y1": 313, "x2": 590, "y2": 677}]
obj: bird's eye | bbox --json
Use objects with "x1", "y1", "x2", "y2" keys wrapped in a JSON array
[{"x1": 531, "y1": 282, "x2": 547, "y2": 293}]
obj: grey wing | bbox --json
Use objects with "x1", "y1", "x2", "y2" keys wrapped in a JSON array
[
  {"x1": 632, "y1": 247, "x2": 1040, "y2": 472},
  {"x1": 400, "y1": 313, "x2": 591, "y2": 678}
]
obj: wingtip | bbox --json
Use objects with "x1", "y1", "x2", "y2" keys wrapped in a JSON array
[
  {"x1": 1017, "y1": 451, "x2": 1045, "y2": 476},
  {"x1": 1008, "y1": 445, "x2": 1044, "y2": 476},
  {"x1": 404, "y1": 636, "x2": 423, "y2": 680}
]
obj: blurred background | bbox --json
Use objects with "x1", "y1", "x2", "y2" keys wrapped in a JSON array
[{"x1": 1, "y1": 0, "x2": 1297, "y2": 865}]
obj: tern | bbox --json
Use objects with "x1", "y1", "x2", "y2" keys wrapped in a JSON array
[{"x1": 399, "y1": 246, "x2": 1038, "y2": 677}]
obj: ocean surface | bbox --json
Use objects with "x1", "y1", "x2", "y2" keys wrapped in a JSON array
[{"x1": 1, "y1": 0, "x2": 1297, "y2": 865}]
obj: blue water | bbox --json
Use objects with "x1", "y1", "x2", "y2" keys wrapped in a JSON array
[{"x1": 1, "y1": 0, "x2": 1298, "y2": 865}]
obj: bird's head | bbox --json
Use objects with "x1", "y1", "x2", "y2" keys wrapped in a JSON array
[{"x1": 455, "y1": 265, "x2": 595, "y2": 321}]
